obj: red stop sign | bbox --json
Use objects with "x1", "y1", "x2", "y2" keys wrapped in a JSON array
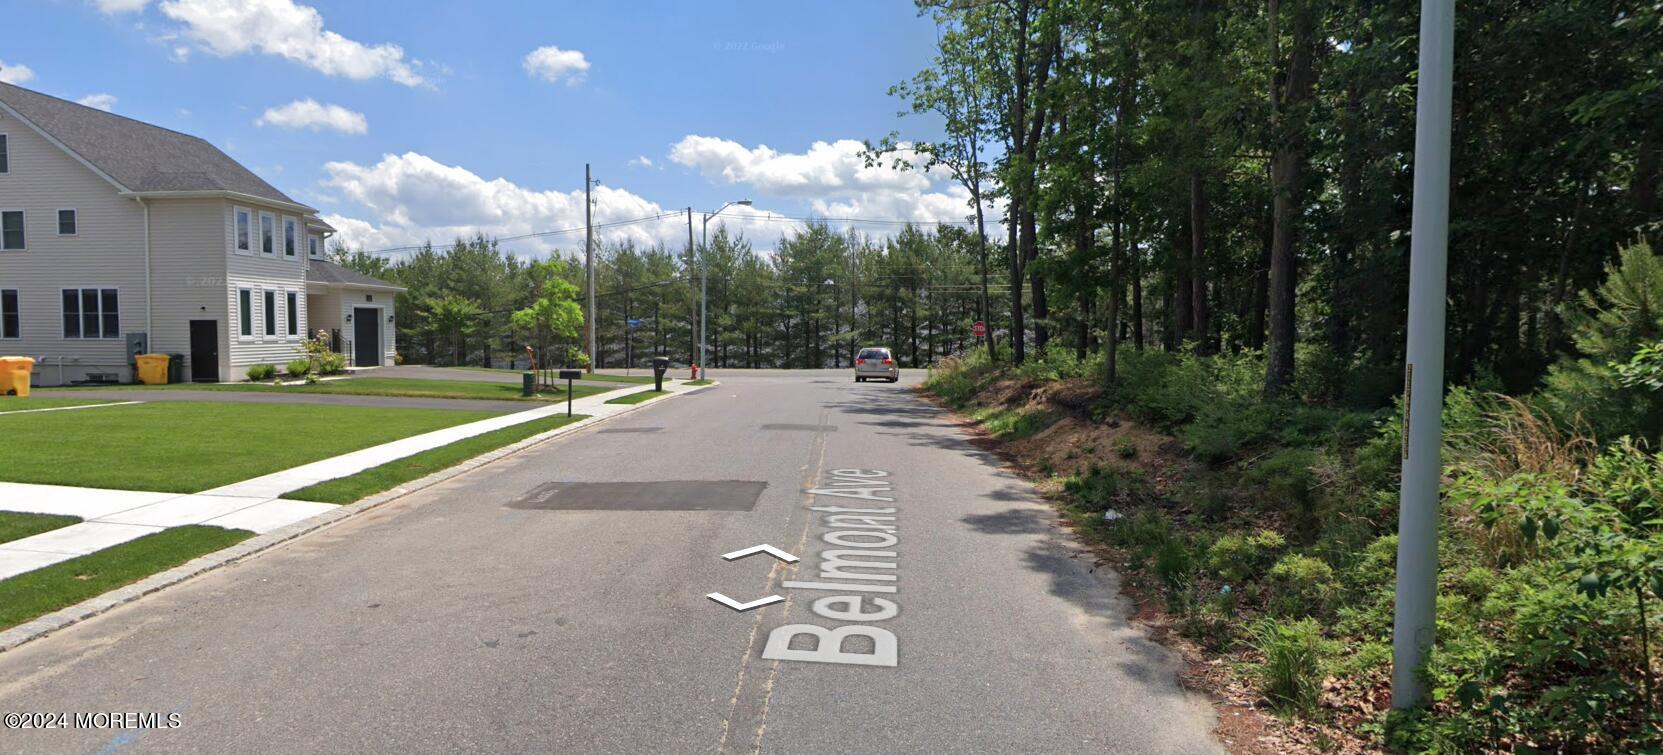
[{"x1": 972, "y1": 321, "x2": 986, "y2": 337}]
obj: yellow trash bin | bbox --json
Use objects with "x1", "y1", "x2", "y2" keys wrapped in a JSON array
[
  {"x1": 135, "y1": 354, "x2": 171, "y2": 385},
  {"x1": 0, "y1": 356, "x2": 34, "y2": 397}
]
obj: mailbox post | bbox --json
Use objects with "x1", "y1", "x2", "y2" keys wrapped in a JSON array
[
  {"x1": 558, "y1": 369, "x2": 582, "y2": 417},
  {"x1": 652, "y1": 356, "x2": 670, "y2": 392}
]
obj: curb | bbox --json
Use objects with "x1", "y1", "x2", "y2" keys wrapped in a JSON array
[{"x1": 0, "y1": 381, "x2": 713, "y2": 655}]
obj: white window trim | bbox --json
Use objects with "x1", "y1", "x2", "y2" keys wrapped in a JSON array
[
  {"x1": 233, "y1": 206, "x2": 253, "y2": 255},
  {"x1": 237, "y1": 287, "x2": 254, "y2": 340},
  {"x1": 285, "y1": 290, "x2": 300, "y2": 338},
  {"x1": 308, "y1": 234, "x2": 322, "y2": 259},
  {"x1": 60, "y1": 287, "x2": 120, "y2": 340},
  {"x1": 262, "y1": 288, "x2": 278, "y2": 339},
  {"x1": 0, "y1": 289, "x2": 18, "y2": 339},
  {"x1": 56, "y1": 208, "x2": 77, "y2": 236},
  {"x1": 259, "y1": 212, "x2": 276, "y2": 257},
  {"x1": 0, "y1": 133, "x2": 9, "y2": 175},
  {"x1": 1, "y1": 208, "x2": 24, "y2": 251},
  {"x1": 282, "y1": 217, "x2": 298, "y2": 259}
]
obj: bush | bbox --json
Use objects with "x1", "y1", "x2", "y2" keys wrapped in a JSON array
[
  {"x1": 286, "y1": 358, "x2": 311, "y2": 378},
  {"x1": 1253, "y1": 617, "x2": 1327, "y2": 714},
  {"x1": 1116, "y1": 438, "x2": 1138, "y2": 459},
  {"x1": 1206, "y1": 529, "x2": 1286, "y2": 585},
  {"x1": 1155, "y1": 537, "x2": 1197, "y2": 612},
  {"x1": 317, "y1": 352, "x2": 346, "y2": 375},
  {"x1": 1061, "y1": 463, "x2": 1150, "y2": 512},
  {"x1": 1264, "y1": 554, "x2": 1335, "y2": 617},
  {"x1": 246, "y1": 363, "x2": 276, "y2": 381},
  {"x1": 1245, "y1": 448, "x2": 1322, "y2": 539}
]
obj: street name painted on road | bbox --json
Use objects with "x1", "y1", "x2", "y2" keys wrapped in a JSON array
[{"x1": 764, "y1": 468, "x2": 900, "y2": 668}]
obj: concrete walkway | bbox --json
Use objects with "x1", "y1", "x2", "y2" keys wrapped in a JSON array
[
  {"x1": 0, "y1": 381, "x2": 699, "y2": 581},
  {"x1": 32, "y1": 389, "x2": 535, "y2": 413}
]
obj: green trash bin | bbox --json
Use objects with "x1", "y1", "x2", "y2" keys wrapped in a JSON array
[{"x1": 167, "y1": 353, "x2": 185, "y2": 384}]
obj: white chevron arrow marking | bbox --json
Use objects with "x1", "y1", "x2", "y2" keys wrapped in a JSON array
[
  {"x1": 706, "y1": 592, "x2": 785, "y2": 612},
  {"x1": 720, "y1": 544, "x2": 799, "y2": 563}
]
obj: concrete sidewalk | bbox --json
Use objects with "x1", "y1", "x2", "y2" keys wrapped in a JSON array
[
  {"x1": 0, "y1": 381, "x2": 699, "y2": 581},
  {"x1": 369, "y1": 365, "x2": 639, "y2": 388}
]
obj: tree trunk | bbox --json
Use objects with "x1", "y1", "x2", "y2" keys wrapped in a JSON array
[
  {"x1": 1190, "y1": 172, "x2": 1211, "y2": 354},
  {"x1": 1265, "y1": 0, "x2": 1317, "y2": 396}
]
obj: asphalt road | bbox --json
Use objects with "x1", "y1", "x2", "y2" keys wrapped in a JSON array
[{"x1": 0, "y1": 370, "x2": 1220, "y2": 754}]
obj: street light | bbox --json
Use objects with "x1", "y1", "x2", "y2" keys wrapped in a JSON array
[{"x1": 701, "y1": 199, "x2": 752, "y2": 377}]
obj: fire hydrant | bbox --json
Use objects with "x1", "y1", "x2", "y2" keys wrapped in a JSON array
[{"x1": 691, "y1": 363, "x2": 699, "y2": 380}]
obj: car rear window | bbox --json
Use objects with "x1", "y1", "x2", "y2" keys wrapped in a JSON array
[{"x1": 859, "y1": 349, "x2": 889, "y2": 360}]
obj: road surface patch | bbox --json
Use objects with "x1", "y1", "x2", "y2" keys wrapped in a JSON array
[
  {"x1": 760, "y1": 423, "x2": 839, "y2": 432},
  {"x1": 596, "y1": 426, "x2": 664, "y2": 433},
  {"x1": 506, "y1": 480, "x2": 767, "y2": 511}
]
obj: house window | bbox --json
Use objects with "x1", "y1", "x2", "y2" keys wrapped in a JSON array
[
  {"x1": 61, "y1": 288, "x2": 118, "y2": 339},
  {"x1": 286, "y1": 291, "x2": 298, "y2": 336},
  {"x1": 234, "y1": 207, "x2": 251, "y2": 253},
  {"x1": 308, "y1": 234, "x2": 321, "y2": 259},
  {"x1": 1, "y1": 210, "x2": 22, "y2": 250},
  {"x1": 263, "y1": 290, "x2": 276, "y2": 336},
  {"x1": 238, "y1": 288, "x2": 252, "y2": 337},
  {"x1": 260, "y1": 213, "x2": 275, "y2": 256},
  {"x1": 0, "y1": 289, "x2": 17, "y2": 339},
  {"x1": 0, "y1": 134, "x2": 8, "y2": 173},
  {"x1": 57, "y1": 209, "x2": 77, "y2": 236},
  {"x1": 283, "y1": 218, "x2": 297, "y2": 258}
]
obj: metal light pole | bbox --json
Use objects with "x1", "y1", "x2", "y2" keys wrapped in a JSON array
[
  {"x1": 701, "y1": 199, "x2": 751, "y2": 378},
  {"x1": 1392, "y1": 0, "x2": 1455, "y2": 710},
  {"x1": 584, "y1": 164, "x2": 597, "y2": 373}
]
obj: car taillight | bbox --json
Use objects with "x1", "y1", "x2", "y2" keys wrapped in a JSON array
[
  {"x1": 883, "y1": 358, "x2": 894, "y2": 365},
  {"x1": 856, "y1": 358, "x2": 865, "y2": 365}
]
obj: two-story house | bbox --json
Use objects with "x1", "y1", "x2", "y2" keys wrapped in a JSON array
[{"x1": 0, "y1": 82, "x2": 402, "y2": 386}]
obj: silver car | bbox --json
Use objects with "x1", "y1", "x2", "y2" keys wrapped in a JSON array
[{"x1": 854, "y1": 347, "x2": 899, "y2": 382}]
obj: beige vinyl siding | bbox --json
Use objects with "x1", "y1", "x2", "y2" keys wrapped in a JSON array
[
  {"x1": 146, "y1": 197, "x2": 230, "y2": 380},
  {"x1": 224, "y1": 201, "x2": 309, "y2": 379},
  {"x1": 338, "y1": 288, "x2": 397, "y2": 367},
  {"x1": 0, "y1": 113, "x2": 145, "y2": 384},
  {"x1": 307, "y1": 288, "x2": 344, "y2": 334}
]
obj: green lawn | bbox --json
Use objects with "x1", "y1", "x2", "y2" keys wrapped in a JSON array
[
  {"x1": 458, "y1": 366, "x2": 665, "y2": 385},
  {"x1": 44, "y1": 377, "x2": 612, "y2": 402},
  {"x1": 0, "y1": 511, "x2": 81, "y2": 545},
  {"x1": 684, "y1": 379, "x2": 715, "y2": 386},
  {"x1": 0, "y1": 397, "x2": 119, "y2": 414},
  {"x1": 0, "y1": 402, "x2": 499, "y2": 493},
  {"x1": 287, "y1": 414, "x2": 588, "y2": 504},
  {"x1": 604, "y1": 390, "x2": 670, "y2": 405},
  {"x1": 0, "y1": 526, "x2": 253, "y2": 631}
]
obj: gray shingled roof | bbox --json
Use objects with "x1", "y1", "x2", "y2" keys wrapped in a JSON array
[
  {"x1": 0, "y1": 82, "x2": 301, "y2": 206},
  {"x1": 308, "y1": 259, "x2": 404, "y2": 291}
]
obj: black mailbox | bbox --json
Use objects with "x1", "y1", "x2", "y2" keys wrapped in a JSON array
[
  {"x1": 558, "y1": 369, "x2": 583, "y2": 417},
  {"x1": 651, "y1": 357, "x2": 670, "y2": 391}
]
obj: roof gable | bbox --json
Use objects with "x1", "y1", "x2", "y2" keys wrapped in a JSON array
[
  {"x1": 0, "y1": 82, "x2": 300, "y2": 207},
  {"x1": 308, "y1": 259, "x2": 405, "y2": 291}
]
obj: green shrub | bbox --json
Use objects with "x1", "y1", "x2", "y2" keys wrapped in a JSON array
[
  {"x1": 1264, "y1": 554, "x2": 1335, "y2": 617},
  {"x1": 1061, "y1": 463, "x2": 1150, "y2": 512},
  {"x1": 318, "y1": 352, "x2": 346, "y2": 375},
  {"x1": 1206, "y1": 529, "x2": 1286, "y2": 584},
  {"x1": 1155, "y1": 538, "x2": 1197, "y2": 612},
  {"x1": 286, "y1": 358, "x2": 312, "y2": 378},
  {"x1": 1116, "y1": 438, "x2": 1138, "y2": 459},
  {"x1": 1245, "y1": 448, "x2": 1322, "y2": 538},
  {"x1": 246, "y1": 363, "x2": 276, "y2": 381},
  {"x1": 1252, "y1": 617, "x2": 1326, "y2": 713}
]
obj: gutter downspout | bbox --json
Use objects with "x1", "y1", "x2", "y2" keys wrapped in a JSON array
[{"x1": 138, "y1": 197, "x2": 153, "y2": 338}]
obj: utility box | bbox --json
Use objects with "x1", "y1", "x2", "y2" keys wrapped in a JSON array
[{"x1": 125, "y1": 332, "x2": 149, "y2": 364}]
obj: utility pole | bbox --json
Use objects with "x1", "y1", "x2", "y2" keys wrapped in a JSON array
[
  {"x1": 687, "y1": 208, "x2": 696, "y2": 366},
  {"x1": 584, "y1": 163, "x2": 596, "y2": 373},
  {"x1": 1392, "y1": 0, "x2": 1454, "y2": 710}
]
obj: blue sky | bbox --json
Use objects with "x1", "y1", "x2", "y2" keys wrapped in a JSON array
[{"x1": 1, "y1": 0, "x2": 975, "y2": 256}]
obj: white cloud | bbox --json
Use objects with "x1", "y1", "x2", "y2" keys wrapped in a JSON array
[
  {"x1": 256, "y1": 99, "x2": 367, "y2": 134},
  {"x1": 77, "y1": 93, "x2": 118, "y2": 112},
  {"x1": 0, "y1": 61, "x2": 36, "y2": 85},
  {"x1": 628, "y1": 155, "x2": 655, "y2": 168},
  {"x1": 93, "y1": 0, "x2": 151, "y2": 13},
  {"x1": 522, "y1": 45, "x2": 589, "y2": 85},
  {"x1": 319, "y1": 152, "x2": 794, "y2": 256},
  {"x1": 158, "y1": 0, "x2": 426, "y2": 87},
  {"x1": 669, "y1": 135, "x2": 981, "y2": 227}
]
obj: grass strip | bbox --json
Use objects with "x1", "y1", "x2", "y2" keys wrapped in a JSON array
[
  {"x1": 0, "y1": 525, "x2": 254, "y2": 631},
  {"x1": 44, "y1": 377, "x2": 611, "y2": 403},
  {"x1": 0, "y1": 398, "x2": 116, "y2": 414},
  {"x1": 0, "y1": 402, "x2": 497, "y2": 493},
  {"x1": 0, "y1": 512, "x2": 81, "y2": 546},
  {"x1": 458, "y1": 367, "x2": 663, "y2": 385},
  {"x1": 604, "y1": 390, "x2": 670, "y2": 405},
  {"x1": 286, "y1": 414, "x2": 589, "y2": 504},
  {"x1": 684, "y1": 379, "x2": 714, "y2": 386}
]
